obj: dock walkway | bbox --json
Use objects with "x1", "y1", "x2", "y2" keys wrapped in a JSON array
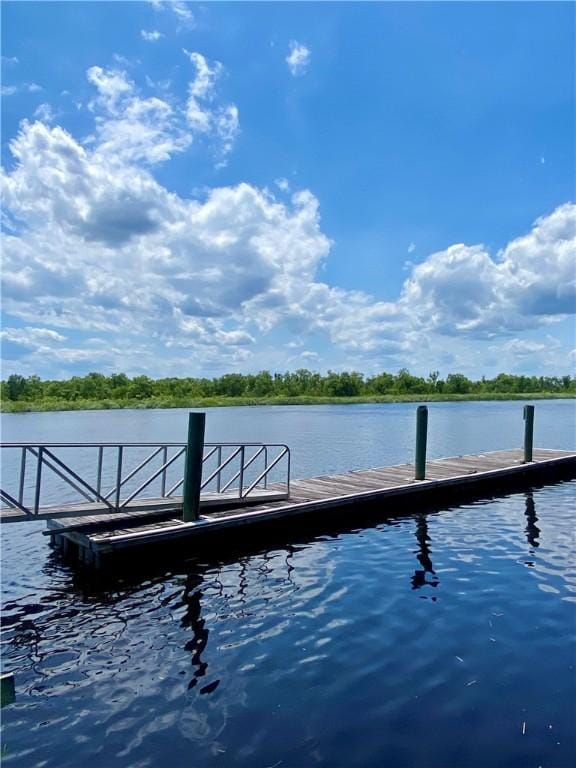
[{"x1": 47, "y1": 448, "x2": 575, "y2": 562}]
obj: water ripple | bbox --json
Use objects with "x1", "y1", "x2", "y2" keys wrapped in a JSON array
[{"x1": 1, "y1": 481, "x2": 575, "y2": 767}]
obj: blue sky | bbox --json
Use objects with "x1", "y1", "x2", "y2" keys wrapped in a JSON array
[{"x1": 1, "y1": 0, "x2": 574, "y2": 380}]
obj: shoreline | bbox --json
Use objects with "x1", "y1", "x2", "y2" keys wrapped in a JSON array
[{"x1": 1, "y1": 392, "x2": 574, "y2": 414}]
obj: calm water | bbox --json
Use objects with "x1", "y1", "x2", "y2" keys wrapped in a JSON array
[{"x1": 1, "y1": 401, "x2": 575, "y2": 767}]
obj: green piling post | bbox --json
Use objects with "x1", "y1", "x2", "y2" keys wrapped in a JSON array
[
  {"x1": 1, "y1": 673, "x2": 15, "y2": 707},
  {"x1": 523, "y1": 405, "x2": 534, "y2": 463},
  {"x1": 183, "y1": 412, "x2": 206, "y2": 522},
  {"x1": 415, "y1": 405, "x2": 428, "y2": 481}
]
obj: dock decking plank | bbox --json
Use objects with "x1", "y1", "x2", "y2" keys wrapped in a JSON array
[
  {"x1": 42, "y1": 448, "x2": 576, "y2": 557},
  {"x1": 2, "y1": 487, "x2": 287, "y2": 524}
]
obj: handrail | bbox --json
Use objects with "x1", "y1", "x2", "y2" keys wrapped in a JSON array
[
  {"x1": 102, "y1": 446, "x2": 164, "y2": 501},
  {"x1": 243, "y1": 447, "x2": 289, "y2": 497},
  {"x1": 27, "y1": 447, "x2": 105, "y2": 507},
  {"x1": 0, "y1": 440, "x2": 291, "y2": 517},
  {"x1": 120, "y1": 448, "x2": 186, "y2": 508},
  {"x1": 40, "y1": 447, "x2": 115, "y2": 510},
  {"x1": 221, "y1": 446, "x2": 265, "y2": 493},
  {"x1": 201, "y1": 446, "x2": 243, "y2": 490},
  {"x1": 0, "y1": 441, "x2": 288, "y2": 448},
  {"x1": 0, "y1": 489, "x2": 30, "y2": 515}
]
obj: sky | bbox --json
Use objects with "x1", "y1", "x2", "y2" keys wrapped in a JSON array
[{"x1": 1, "y1": 0, "x2": 575, "y2": 381}]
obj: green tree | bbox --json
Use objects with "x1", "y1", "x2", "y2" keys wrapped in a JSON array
[
  {"x1": 128, "y1": 375, "x2": 154, "y2": 399},
  {"x1": 4, "y1": 374, "x2": 27, "y2": 400},
  {"x1": 445, "y1": 373, "x2": 472, "y2": 394}
]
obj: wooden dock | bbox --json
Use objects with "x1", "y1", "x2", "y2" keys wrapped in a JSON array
[
  {"x1": 46, "y1": 448, "x2": 575, "y2": 565},
  {"x1": 0, "y1": 488, "x2": 288, "y2": 524}
]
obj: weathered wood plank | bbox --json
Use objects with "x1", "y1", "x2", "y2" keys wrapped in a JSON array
[
  {"x1": 6, "y1": 487, "x2": 287, "y2": 525},
  {"x1": 45, "y1": 448, "x2": 576, "y2": 559}
]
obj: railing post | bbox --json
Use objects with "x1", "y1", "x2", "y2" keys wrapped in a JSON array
[
  {"x1": 34, "y1": 447, "x2": 43, "y2": 514},
  {"x1": 19, "y1": 447, "x2": 27, "y2": 506},
  {"x1": 415, "y1": 405, "x2": 428, "y2": 481},
  {"x1": 239, "y1": 446, "x2": 245, "y2": 498},
  {"x1": 183, "y1": 412, "x2": 206, "y2": 522},
  {"x1": 115, "y1": 447, "x2": 123, "y2": 511},
  {"x1": 96, "y1": 446, "x2": 104, "y2": 496},
  {"x1": 216, "y1": 445, "x2": 222, "y2": 493},
  {"x1": 161, "y1": 446, "x2": 167, "y2": 497},
  {"x1": 523, "y1": 405, "x2": 534, "y2": 463}
]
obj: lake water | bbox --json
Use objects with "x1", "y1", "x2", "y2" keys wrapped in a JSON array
[{"x1": 1, "y1": 401, "x2": 575, "y2": 767}]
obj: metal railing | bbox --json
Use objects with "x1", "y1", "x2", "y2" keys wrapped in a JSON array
[{"x1": 0, "y1": 442, "x2": 290, "y2": 519}]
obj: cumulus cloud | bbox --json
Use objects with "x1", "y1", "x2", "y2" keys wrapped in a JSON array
[
  {"x1": 400, "y1": 203, "x2": 576, "y2": 338},
  {"x1": 82, "y1": 56, "x2": 238, "y2": 166},
  {"x1": 286, "y1": 41, "x2": 311, "y2": 77},
  {"x1": 86, "y1": 66, "x2": 190, "y2": 165},
  {"x1": 1, "y1": 60, "x2": 574, "y2": 377},
  {"x1": 1, "y1": 118, "x2": 331, "y2": 366}
]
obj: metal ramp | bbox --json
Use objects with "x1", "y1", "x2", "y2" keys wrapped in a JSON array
[{"x1": 0, "y1": 441, "x2": 291, "y2": 523}]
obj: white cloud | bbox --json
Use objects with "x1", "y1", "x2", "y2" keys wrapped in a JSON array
[
  {"x1": 501, "y1": 337, "x2": 560, "y2": 358},
  {"x1": 171, "y1": 1, "x2": 194, "y2": 24},
  {"x1": 407, "y1": 242, "x2": 416, "y2": 254},
  {"x1": 1, "y1": 119, "x2": 331, "y2": 368},
  {"x1": 2, "y1": 56, "x2": 19, "y2": 66},
  {"x1": 183, "y1": 49, "x2": 221, "y2": 100},
  {"x1": 286, "y1": 41, "x2": 311, "y2": 77},
  {"x1": 183, "y1": 50, "x2": 239, "y2": 164},
  {"x1": 1, "y1": 327, "x2": 67, "y2": 346},
  {"x1": 85, "y1": 65, "x2": 196, "y2": 165},
  {"x1": 150, "y1": 1, "x2": 194, "y2": 28},
  {"x1": 400, "y1": 203, "x2": 576, "y2": 338},
  {"x1": 33, "y1": 103, "x2": 55, "y2": 122},
  {"x1": 214, "y1": 104, "x2": 239, "y2": 166},
  {"x1": 1, "y1": 63, "x2": 574, "y2": 377},
  {"x1": 141, "y1": 30, "x2": 163, "y2": 42},
  {"x1": 112, "y1": 53, "x2": 136, "y2": 68},
  {"x1": 87, "y1": 66, "x2": 133, "y2": 111},
  {"x1": 1, "y1": 82, "x2": 41, "y2": 96}
]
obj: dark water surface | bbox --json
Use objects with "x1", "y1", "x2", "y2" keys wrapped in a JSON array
[{"x1": 1, "y1": 401, "x2": 575, "y2": 767}]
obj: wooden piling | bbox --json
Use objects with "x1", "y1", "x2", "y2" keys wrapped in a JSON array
[
  {"x1": 182, "y1": 413, "x2": 206, "y2": 522},
  {"x1": 523, "y1": 405, "x2": 535, "y2": 463},
  {"x1": 415, "y1": 405, "x2": 428, "y2": 480}
]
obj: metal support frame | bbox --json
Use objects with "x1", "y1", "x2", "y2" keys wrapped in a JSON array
[{"x1": 1, "y1": 437, "x2": 291, "y2": 518}]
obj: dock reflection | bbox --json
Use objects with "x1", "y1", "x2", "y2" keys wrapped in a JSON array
[
  {"x1": 181, "y1": 572, "x2": 217, "y2": 694},
  {"x1": 524, "y1": 491, "x2": 540, "y2": 549},
  {"x1": 4, "y1": 485, "x2": 561, "y2": 709},
  {"x1": 411, "y1": 514, "x2": 439, "y2": 592}
]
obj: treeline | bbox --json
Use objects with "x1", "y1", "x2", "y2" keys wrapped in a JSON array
[{"x1": 2, "y1": 369, "x2": 575, "y2": 403}]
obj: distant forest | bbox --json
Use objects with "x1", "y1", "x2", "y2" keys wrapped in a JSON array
[{"x1": 2, "y1": 369, "x2": 575, "y2": 405}]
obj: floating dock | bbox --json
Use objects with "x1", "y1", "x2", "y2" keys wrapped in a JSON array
[
  {"x1": 2, "y1": 406, "x2": 574, "y2": 568},
  {"x1": 45, "y1": 447, "x2": 575, "y2": 566}
]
